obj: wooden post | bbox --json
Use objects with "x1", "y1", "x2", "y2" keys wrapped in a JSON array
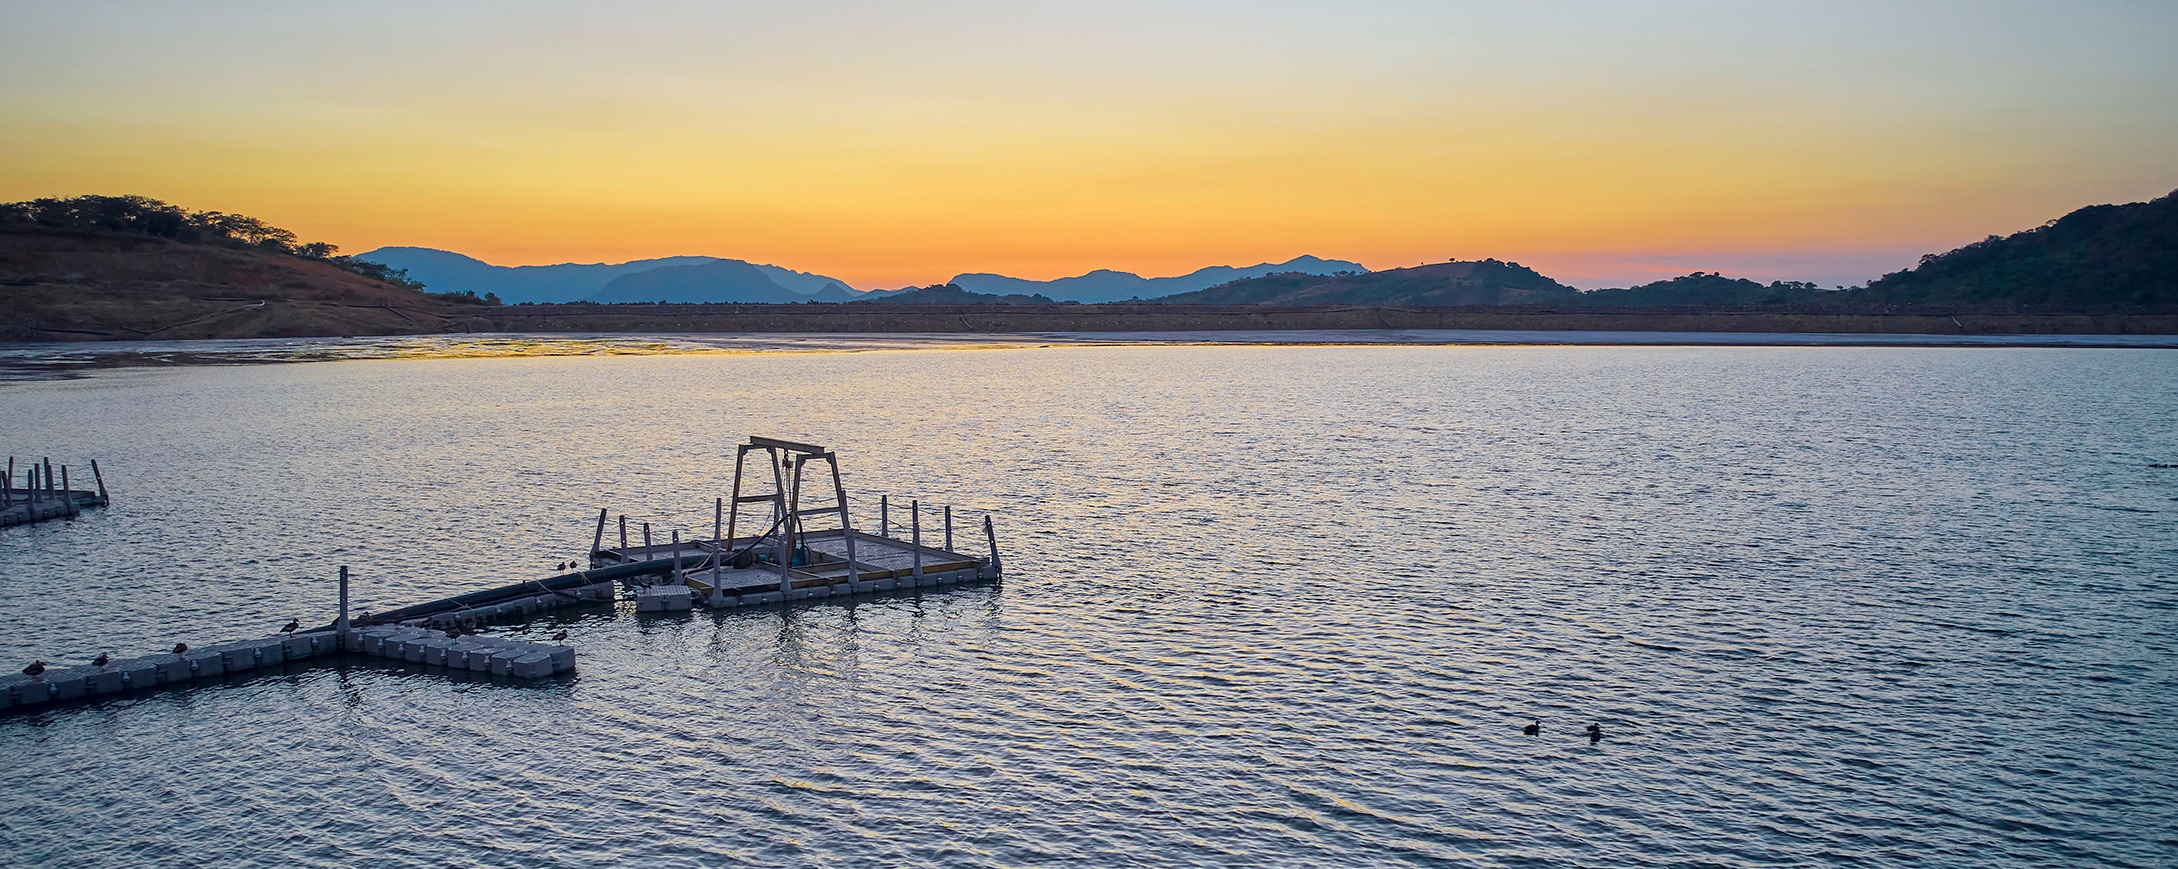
[
  {"x1": 90, "y1": 459, "x2": 107, "y2": 505},
  {"x1": 880, "y1": 495, "x2": 890, "y2": 538},
  {"x1": 710, "y1": 496, "x2": 726, "y2": 605},
  {"x1": 726, "y1": 444, "x2": 749, "y2": 544},
  {"x1": 828, "y1": 455, "x2": 858, "y2": 587},
  {"x1": 43, "y1": 458, "x2": 53, "y2": 493},
  {"x1": 945, "y1": 505, "x2": 954, "y2": 552},
  {"x1": 3, "y1": 457, "x2": 12, "y2": 507},
  {"x1": 910, "y1": 499, "x2": 924, "y2": 578},
  {"x1": 671, "y1": 530, "x2": 683, "y2": 585},
  {"x1": 619, "y1": 515, "x2": 629, "y2": 549},
  {"x1": 336, "y1": 566, "x2": 351, "y2": 634},
  {"x1": 642, "y1": 522, "x2": 652, "y2": 559},
  {"x1": 771, "y1": 449, "x2": 791, "y2": 593},
  {"x1": 985, "y1": 514, "x2": 1002, "y2": 576},
  {"x1": 26, "y1": 465, "x2": 36, "y2": 505},
  {"x1": 61, "y1": 466, "x2": 75, "y2": 516},
  {"x1": 591, "y1": 507, "x2": 608, "y2": 559}
]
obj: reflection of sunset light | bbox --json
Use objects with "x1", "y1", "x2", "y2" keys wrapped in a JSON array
[{"x1": 3, "y1": 4, "x2": 2172, "y2": 289}]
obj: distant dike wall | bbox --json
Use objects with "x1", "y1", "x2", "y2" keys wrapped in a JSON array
[{"x1": 441, "y1": 304, "x2": 2178, "y2": 337}]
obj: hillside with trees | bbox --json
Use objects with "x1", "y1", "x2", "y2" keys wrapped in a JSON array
[
  {"x1": 0, "y1": 195, "x2": 497, "y2": 340},
  {"x1": 1574, "y1": 273, "x2": 1833, "y2": 307},
  {"x1": 1850, "y1": 188, "x2": 2176, "y2": 310},
  {"x1": 1157, "y1": 259, "x2": 1578, "y2": 306}
]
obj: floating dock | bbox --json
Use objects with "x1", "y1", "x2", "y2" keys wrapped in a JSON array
[
  {"x1": 1, "y1": 456, "x2": 108, "y2": 527},
  {"x1": 587, "y1": 435, "x2": 1001, "y2": 611},
  {"x1": 3, "y1": 436, "x2": 1002, "y2": 715}
]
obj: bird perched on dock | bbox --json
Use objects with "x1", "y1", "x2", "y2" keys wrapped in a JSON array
[
  {"x1": 550, "y1": 630, "x2": 568, "y2": 641},
  {"x1": 444, "y1": 627, "x2": 461, "y2": 639},
  {"x1": 21, "y1": 660, "x2": 46, "y2": 677},
  {"x1": 280, "y1": 619, "x2": 300, "y2": 634},
  {"x1": 171, "y1": 642, "x2": 188, "y2": 655},
  {"x1": 1522, "y1": 720, "x2": 1540, "y2": 736},
  {"x1": 90, "y1": 653, "x2": 108, "y2": 667},
  {"x1": 1587, "y1": 723, "x2": 1603, "y2": 743}
]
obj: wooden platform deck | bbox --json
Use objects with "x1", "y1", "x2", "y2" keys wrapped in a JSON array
[{"x1": 595, "y1": 527, "x2": 991, "y2": 605}]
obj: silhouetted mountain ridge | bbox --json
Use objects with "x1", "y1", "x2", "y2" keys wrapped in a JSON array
[
  {"x1": 1159, "y1": 259, "x2": 1578, "y2": 306},
  {"x1": 949, "y1": 255, "x2": 1364, "y2": 303},
  {"x1": 1852, "y1": 188, "x2": 2177, "y2": 309},
  {"x1": 859, "y1": 283, "x2": 1059, "y2": 305}
]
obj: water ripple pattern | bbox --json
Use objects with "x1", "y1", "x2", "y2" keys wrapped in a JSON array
[{"x1": 1, "y1": 345, "x2": 2174, "y2": 867}]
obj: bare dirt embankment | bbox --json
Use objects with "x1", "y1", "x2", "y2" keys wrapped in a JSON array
[{"x1": 0, "y1": 226, "x2": 492, "y2": 341}]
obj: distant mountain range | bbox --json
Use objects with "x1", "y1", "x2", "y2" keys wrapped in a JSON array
[
  {"x1": 949, "y1": 256, "x2": 1365, "y2": 303},
  {"x1": 354, "y1": 247, "x2": 859, "y2": 305},
  {"x1": 356, "y1": 187, "x2": 2175, "y2": 310},
  {"x1": 354, "y1": 248, "x2": 1364, "y2": 305}
]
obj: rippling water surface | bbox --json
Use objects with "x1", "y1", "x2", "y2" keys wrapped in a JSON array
[{"x1": 2, "y1": 344, "x2": 2174, "y2": 867}]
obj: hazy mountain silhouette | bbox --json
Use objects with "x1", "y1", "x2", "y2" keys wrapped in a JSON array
[
  {"x1": 589, "y1": 259, "x2": 847, "y2": 304},
  {"x1": 354, "y1": 247, "x2": 863, "y2": 304},
  {"x1": 859, "y1": 283, "x2": 1060, "y2": 305},
  {"x1": 1849, "y1": 188, "x2": 2177, "y2": 309},
  {"x1": 949, "y1": 255, "x2": 1364, "y2": 303},
  {"x1": 1575, "y1": 272, "x2": 1833, "y2": 307},
  {"x1": 1159, "y1": 259, "x2": 1578, "y2": 306}
]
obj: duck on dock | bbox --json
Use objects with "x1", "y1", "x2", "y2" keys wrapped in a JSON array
[
  {"x1": 90, "y1": 653, "x2": 109, "y2": 667},
  {"x1": 172, "y1": 642, "x2": 188, "y2": 655},
  {"x1": 21, "y1": 660, "x2": 46, "y2": 677},
  {"x1": 280, "y1": 619, "x2": 300, "y2": 634},
  {"x1": 550, "y1": 630, "x2": 568, "y2": 641}
]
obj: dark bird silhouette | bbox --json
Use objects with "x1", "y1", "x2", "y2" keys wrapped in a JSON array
[
  {"x1": 280, "y1": 619, "x2": 300, "y2": 634},
  {"x1": 172, "y1": 642, "x2": 188, "y2": 655},
  {"x1": 21, "y1": 660, "x2": 46, "y2": 677},
  {"x1": 1522, "y1": 720, "x2": 1540, "y2": 736},
  {"x1": 550, "y1": 630, "x2": 568, "y2": 641},
  {"x1": 90, "y1": 653, "x2": 109, "y2": 667},
  {"x1": 444, "y1": 628, "x2": 461, "y2": 639},
  {"x1": 1587, "y1": 723, "x2": 1603, "y2": 743}
]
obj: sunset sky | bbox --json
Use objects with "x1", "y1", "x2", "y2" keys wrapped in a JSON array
[{"x1": 3, "y1": 1, "x2": 2174, "y2": 289}]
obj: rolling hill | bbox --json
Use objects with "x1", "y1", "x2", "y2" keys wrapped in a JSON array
[{"x1": 1158, "y1": 259, "x2": 1579, "y2": 306}]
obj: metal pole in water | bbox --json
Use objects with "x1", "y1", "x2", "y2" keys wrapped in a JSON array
[
  {"x1": 3, "y1": 457, "x2": 12, "y2": 507},
  {"x1": 619, "y1": 515, "x2": 629, "y2": 549},
  {"x1": 713, "y1": 497, "x2": 724, "y2": 580},
  {"x1": 945, "y1": 505, "x2": 954, "y2": 552},
  {"x1": 880, "y1": 495, "x2": 890, "y2": 538},
  {"x1": 336, "y1": 566, "x2": 351, "y2": 634},
  {"x1": 985, "y1": 514, "x2": 1002, "y2": 577},
  {"x1": 90, "y1": 459, "x2": 107, "y2": 505},
  {"x1": 911, "y1": 499, "x2": 924, "y2": 579},
  {"x1": 592, "y1": 507, "x2": 608, "y2": 559},
  {"x1": 671, "y1": 530, "x2": 683, "y2": 585},
  {"x1": 60, "y1": 466, "x2": 74, "y2": 516},
  {"x1": 643, "y1": 522, "x2": 653, "y2": 559}
]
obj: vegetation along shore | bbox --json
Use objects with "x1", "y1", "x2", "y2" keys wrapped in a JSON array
[{"x1": 3, "y1": 190, "x2": 2172, "y2": 343}]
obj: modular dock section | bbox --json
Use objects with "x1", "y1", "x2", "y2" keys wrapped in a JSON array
[
  {"x1": 1, "y1": 456, "x2": 109, "y2": 527},
  {"x1": 0, "y1": 625, "x2": 578, "y2": 714},
  {"x1": 3, "y1": 436, "x2": 1005, "y2": 715}
]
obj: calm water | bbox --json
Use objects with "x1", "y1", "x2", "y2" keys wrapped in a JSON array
[{"x1": 2, "y1": 344, "x2": 2174, "y2": 867}]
